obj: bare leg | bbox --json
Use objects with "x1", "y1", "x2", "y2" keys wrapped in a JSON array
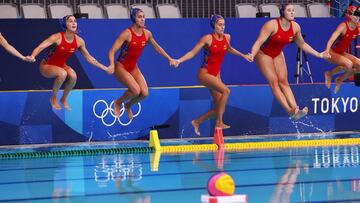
[
  {"x1": 272, "y1": 53, "x2": 308, "y2": 120},
  {"x1": 274, "y1": 53, "x2": 298, "y2": 111},
  {"x1": 325, "y1": 66, "x2": 343, "y2": 89},
  {"x1": 335, "y1": 53, "x2": 360, "y2": 94},
  {"x1": 60, "y1": 65, "x2": 77, "y2": 111},
  {"x1": 113, "y1": 62, "x2": 141, "y2": 117},
  {"x1": 124, "y1": 66, "x2": 149, "y2": 120},
  {"x1": 255, "y1": 51, "x2": 295, "y2": 115},
  {"x1": 192, "y1": 69, "x2": 230, "y2": 136},
  {"x1": 40, "y1": 60, "x2": 68, "y2": 110},
  {"x1": 325, "y1": 51, "x2": 354, "y2": 93}
]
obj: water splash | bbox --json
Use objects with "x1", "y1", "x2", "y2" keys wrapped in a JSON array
[
  {"x1": 290, "y1": 115, "x2": 328, "y2": 139},
  {"x1": 106, "y1": 130, "x2": 140, "y2": 139},
  {"x1": 88, "y1": 131, "x2": 93, "y2": 142}
]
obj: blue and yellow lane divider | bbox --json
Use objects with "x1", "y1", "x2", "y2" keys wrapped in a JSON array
[
  {"x1": 1, "y1": 129, "x2": 360, "y2": 159},
  {"x1": 150, "y1": 129, "x2": 360, "y2": 153}
]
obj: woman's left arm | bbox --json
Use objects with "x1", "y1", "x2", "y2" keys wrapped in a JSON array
[
  {"x1": 293, "y1": 22, "x2": 326, "y2": 58},
  {"x1": 78, "y1": 36, "x2": 113, "y2": 74},
  {"x1": 146, "y1": 30, "x2": 173, "y2": 61},
  {"x1": 226, "y1": 34, "x2": 252, "y2": 62}
]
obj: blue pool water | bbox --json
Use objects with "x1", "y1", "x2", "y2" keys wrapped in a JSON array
[{"x1": 0, "y1": 138, "x2": 360, "y2": 203}]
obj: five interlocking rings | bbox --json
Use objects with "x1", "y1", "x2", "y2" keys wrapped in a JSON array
[{"x1": 93, "y1": 100, "x2": 141, "y2": 126}]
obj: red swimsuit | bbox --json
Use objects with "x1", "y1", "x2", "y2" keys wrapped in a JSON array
[
  {"x1": 45, "y1": 32, "x2": 78, "y2": 67},
  {"x1": 332, "y1": 21, "x2": 359, "y2": 55},
  {"x1": 261, "y1": 18, "x2": 294, "y2": 58},
  {"x1": 201, "y1": 34, "x2": 228, "y2": 76},
  {"x1": 117, "y1": 27, "x2": 147, "y2": 73}
]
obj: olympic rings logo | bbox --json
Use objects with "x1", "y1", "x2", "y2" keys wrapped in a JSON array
[{"x1": 93, "y1": 100, "x2": 141, "y2": 126}]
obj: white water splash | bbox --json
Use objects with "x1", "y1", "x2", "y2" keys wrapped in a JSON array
[
  {"x1": 106, "y1": 130, "x2": 140, "y2": 139},
  {"x1": 290, "y1": 115, "x2": 328, "y2": 139}
]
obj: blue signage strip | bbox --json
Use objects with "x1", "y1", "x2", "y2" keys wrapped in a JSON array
[{"x1": 0, "y1": 83, "x2": 359, "y2": 145}]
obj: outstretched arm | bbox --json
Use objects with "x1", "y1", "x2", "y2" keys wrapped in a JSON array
[
  {"x1": 293, "y1": 22, "x2": 328, "y2": 58},
  {"x1": 78, "y1": 36, "x2": 112, "y2": 74},
  {"x1": 250, "y1": 20, "x2": 275, "y2": 60},
  {"x1": 325, "y1": 23, "x2": 345, "y2": 52},
  {"x1": 108, "y1": 29, "x2": 129, "y2": 72},
  {"x1": 0, "y1": 33, "x2": 32, "y2": 61},
  {"x1": 226, "y1": 34, "x2": 252, "y2": 62},
  {"x1": 177, "y1": 35, "x2": 209, "y2": 66},
  {"x1": 30, "y1": 33, "x2": 60, "y2": 61},
  {"x1": 146, "y1": 30, "x2": 173, "y2": 61}
]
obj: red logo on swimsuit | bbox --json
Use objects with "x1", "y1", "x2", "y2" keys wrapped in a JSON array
[
  {"x1": 60, "y1": 46, "x2": 65, "y2": 50},
  {"x1": 223, "y1": 45, "x2": 227, "y2": 50},
  {"x1": 133, "y1": 42, "x2": 137, "y2": 45},
  {"x1": 142, "y1": 41, "x2": 146, "y2": 46},
  {"x1": 70, "y1": 48, "x2": 75, "y2": 53}
]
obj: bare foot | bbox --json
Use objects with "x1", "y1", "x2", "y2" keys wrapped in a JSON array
[
  {"x1": 288, "y1": 107, "x2": 298, "y2": 117},
  {"x1": 222, "y1": 123, "x2": 231, "y2": 129},
  {"x1": 291, "y1": 107, "x2": 308, "y2": 121},
  {"x1": 334, "y1": 77, "x2": 342, "y2": 94},
  {"x1": 325, "y1": 71, "x2": 332, "y2": 89},
  {"x1": 60, "y1": 98, "x2": 71, "y2": 111},
  {"x1": 191, "y1": 120, "x2": 200, "y2": 136},
  {"x1": 124, "y1": 103, "x2": 133, "y2": 120},
  {"x1": 216, "y1": 122, "x2": 231, "y2": 129},
  {"x1": 50, "y1": 97, "x2": 61, "y2": 110},
  {"x1": 113, "y1": 100, "x2": 121, "y2": 117}
]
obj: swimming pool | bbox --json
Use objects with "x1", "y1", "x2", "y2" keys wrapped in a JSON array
[{"x1": 0, "y1": 135, "x2": 360, "y2": 203}]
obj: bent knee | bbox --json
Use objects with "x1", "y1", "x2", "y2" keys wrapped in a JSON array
[
  {"x1": 140, "y1": 90, "x2": 149, "y2": 98},
  {"x1": 67, "y1": 71, "x2": 77, "y2": 81},
  {"x1": 344, "y1": 61, "x2": 353, "y2": 70},
  {"x1": 57, "y1": 70, "x2": 68, "y2": 81},
  {"x1": 129, "y1": 86, "x2": 141, "y2": 96},
  {"x1": 223, "y1": 87, "x2": 230, "y2": 95}
]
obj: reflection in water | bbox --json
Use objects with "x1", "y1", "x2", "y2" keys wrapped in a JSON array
[
  {"x1": 52, "y1": 164, "x2": 72, "y2": 203},
  {"x1": 313, "y1": 146, "x2": 359, "y2": 168},
  {"x1": 269, "y1": 163, "x2": 300, "y2": 203},
  {"x1": 94, "y1": 154, "x2": 149, "y2": 203},
  {"x1": 269, "y1": 145, "x2": 360, "y2": 203},
  {"x1": 94, "y1": 154, "x2": 143, "y2": 187}
]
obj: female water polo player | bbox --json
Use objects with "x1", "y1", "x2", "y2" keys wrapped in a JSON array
[
  {"x1": 175, "y1": 14, "x2": 252, "y2": 136},
  {"x1": 30, "y1": 15, "x2": 111, "y2": 110},
  {"x1": 324, "y1": 5, "x2": 360, "y2": 94},
  {"x1": 108, "y1": 8, "x2": 176, "y2": 119},
  {"x1": 249, "y1": 4, "x2": 328, "y2": 120}
]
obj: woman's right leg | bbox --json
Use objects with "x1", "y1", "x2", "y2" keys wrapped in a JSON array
[
  {"x1": 60, "y1": 65, "x2": 77, "y2": 111},
  {"x1": 333, "y1": 53, "x2": 360, "y2": 93},
  {"x1": 113, "y1": 62, "x2": 141, "y2": 117},
  {"x1": 123, "y1": 65, "x2": 149, "y2": 120},
  {"x1": 191, "y1": 89, "x2": 221, "y2": 136},
  {"x1": 255, "y1": 52, "x2": 294, "y2": 115},
  {"x1": 325, "y1": 66, "x2": 344, "y2": 88},
  {"x1": 197, "y1": 69, "x2": 230, "y2": 129},
  {"x1": 40, "y1": 60, "x2": 68, "y2": 110},
  {"x1": 325, "y1": 51, "x2": 353, "y2": 92}
]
